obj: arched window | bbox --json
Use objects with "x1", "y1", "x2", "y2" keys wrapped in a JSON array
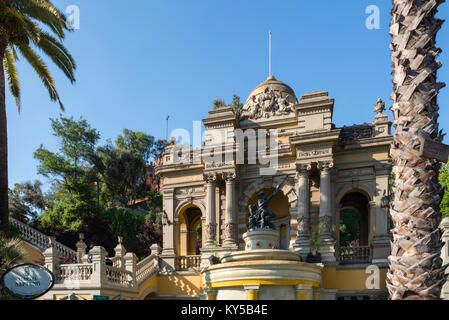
[{"x1": 339, "y1": 192, "x2": 370, "y2": 246}]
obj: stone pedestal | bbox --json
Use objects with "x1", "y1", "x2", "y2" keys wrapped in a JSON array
[{"x1": 243, "y1": 229, "x2": 279, "y2": 250}]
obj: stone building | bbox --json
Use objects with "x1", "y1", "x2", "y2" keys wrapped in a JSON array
[
  {"x1": 155, "y1": 75, "x2": 393, "y2": 299},
  {"x1": 14, "y1": 75, "x2": 449, "y2": 300}
]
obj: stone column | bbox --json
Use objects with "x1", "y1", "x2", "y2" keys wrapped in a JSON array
[
  {"x1": 90, "y1": 246, "x2": 107, "y2": 287},
  {"x1": 223, "y1": 171, "x2": 238, "y2": 248},
  {"x1": 124, "y1": 252, "x2": 137, "y2": 288},
  {"x1": 372, "y1": 171, "x2": 392, "y2": 264},
  {"x1": 113, "y1": 236, "x2": 126, "y2": 268},
  {"x1": 244, "y1": 284, "x2": 260, "y2": 300},
  {"x1": 43, "y1": 238, "x2": 58, "y2": 276},
  {"x1": 75, "y1": 233, "x2": 87, "y2": 264},
  {"x1": 204, "y1": 172, "x2": 217, "y2": 247},
  {"x1": 296, "y1": 284, "x2": 313, "y2": 300},
  {"x1": 294, "y1": 163, "x2": 312, "y2": 257},
  {"x1": 160, "y1": 188, "x2": 177, "y2": 271},
  {"x1": 318, "y1": 160, "x2": 336, "y2": 262}
]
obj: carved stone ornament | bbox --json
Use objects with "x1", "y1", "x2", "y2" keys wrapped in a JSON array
[
  {"x1": 240, "y1": 88, "x2": 295, "y2": 120},
  {"x1": 374, "y1": 98, "x2": 386, "y2": 116},
  {"x1": 317, "y1": 160, "x2": 334, "y2": 171},
  {"x1": 205, "y1": 224, "x2": 217, "y2": 242},
  {"x1": 223, "y1": 223, "x2": 235, "y2": 241},
  {"x1": 297, "y1": 216, "x2": 310, "y2": 236},
  {"x1": 203, "y1": 172, "x2": 217, "y2": 184},
  {"x1": 296, "y1": 163, "x2": 312, "y2": 176},
  {"x1": 319, "y1": 215, "x2": 332, "y2": 235},
  {"x1": 223, "y1": 171, "x2": 237, "y2": 182},
  {"x1": 339, "y1": 126, "x2": 374, "y2": 143}
]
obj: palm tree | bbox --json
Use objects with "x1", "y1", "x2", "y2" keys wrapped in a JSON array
[
  {"x1": 0, "y1": 235, "x2": 24, "y2": 274},
  {"x1": 0, "y1": 235, "x2": 25, "y2": 299},
  {"x1": 388, "y1": 0, "x2": 447, "y2": 299},
  {"x1": 0, "y1": 0, "x2": 76, "y2": 236}
]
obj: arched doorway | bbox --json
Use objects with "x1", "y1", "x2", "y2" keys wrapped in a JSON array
[
  {"x1": 247, "y1": 187, "x2": 291, "y2": 249},
  {"x1": 338, "y1": 192, "x2": 370, "y2": 246},
  {"x1": 178, "y1": 206, "x2": 202, "y2": 256}
]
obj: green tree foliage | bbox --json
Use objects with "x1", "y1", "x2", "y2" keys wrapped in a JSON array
[
  {"x1": 0, "y1": 236, "x2": 24, "y2": 275},
  {"x1": 339, "y1": 209, "x2": 360, "y2": 247},
  {"x1": 116, "y1": 129, "x2": 154, "y2": 162},
  {"x1": 8, "y1": 180, "x2": 48, "y2": 222},
  {"x1": 230, "y1": 94, "x2": 244, "y2": 117},
  {"x1": 440, "y1": 160, "x2": 449, "y2": 218},
  {"x1": 91, "y1": 143, "x2": 148, "y2": 207},
  {"x1": 33, "y1": 116, "x2": 99, "y2": 231},
  {"x1": 151, "y1": 139, "x2": 168, "y2": 164},
  {"x1": 102, "y1": 208, "x2": 145, "y2": 248},
  {"x1": 211, "y1": 94, "x2": 244, "y2": 117},
  {"x1": 12, "y1": 116, "x2": 163, "y2": 257}
]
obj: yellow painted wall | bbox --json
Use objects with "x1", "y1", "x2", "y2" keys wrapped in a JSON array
[
  {"x1": 138, "y1": 275, "x2": 158, "y2": 299},
  {"x1": 19, "y1": 241, "x2": 44, "y2": 264},
  {"x1": 322, "y1": 266, "x2": 387, "y2": 291},
  {"x1": 157, "y1": 274, "x2": 202, "y2": 296}
]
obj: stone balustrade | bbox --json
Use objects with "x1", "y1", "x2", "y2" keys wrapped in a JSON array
[
  {"x1": 9, "y1": 217, "x2": 77, "y2": 262},
  {"x1": 57, "y1": 264, "x2": 93, "y2": 281},
  {"x1": 41, "y1": 238, "x2": 162, "y2": 299},
  {"x1": 105, "y1": 266, "x2": 133, "y2": 287},
  {"x1": 177, "y1": 255, "x2": 201, "y2": 270},
  {"x1": 337, "y1": 246, "x2": 372, "y2": 265},
  {"x1": 136, "y1": 255, "x2": 159, "y2": 285}
]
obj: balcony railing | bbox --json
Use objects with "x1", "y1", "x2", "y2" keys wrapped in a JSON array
[
  {"x1": 177, "y1": 255, "x2": 201, "y2": 270},
  {"x1": 337, "y1": 246, "x2": 372, "y2": 264}
]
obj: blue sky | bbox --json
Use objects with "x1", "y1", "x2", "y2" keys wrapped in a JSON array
[{"x1": 6, "y1": 0, "x2": 449, "y2": 189}]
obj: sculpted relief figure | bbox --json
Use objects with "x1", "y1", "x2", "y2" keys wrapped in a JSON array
[{"x1": 240, "y1": 89, "x2": 295, "y2": 121}]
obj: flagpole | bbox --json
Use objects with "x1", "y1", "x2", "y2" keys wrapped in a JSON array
[{"x1": 269, "y1": 29, "x2": 272, "y2": 77}]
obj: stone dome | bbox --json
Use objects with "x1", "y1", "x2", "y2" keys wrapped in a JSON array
[{"x1": 246, "y1": 75, "x2": 298, "y2": 104}]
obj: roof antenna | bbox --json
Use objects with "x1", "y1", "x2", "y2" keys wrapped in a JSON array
[{"x1": 269, "y1": 29, "x2": 272, "y2": 77}]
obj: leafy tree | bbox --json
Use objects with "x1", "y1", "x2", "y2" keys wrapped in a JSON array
[
  {"x1": 8, "y1": 180, "x2": 48, "y2": 222},
  {"x1": 33, "y1": 116, "x2": 99, "y2": 232},
  {"x1": 230, "y1": 94, "x2": 244, "y2": 117},
  {"x1": 440, "y1": 160, "x2": 449, "y2": 218},
  {"x1": 147, "y1": 190, "x2": 162, "y2": 213},
  {"x1": 116, "y1": 129, "x2": 154, "y2": 162},
  {"x1": 91, "y1": 144, "x2": 148, "y2": 207},
  {"x1": 0, "y1": 0, "x2": 76, "y2": 236},
  {"x1": 102, "y1": 208, "x2": 145, "y2": 248},
  {"x1": 211, "y1": 94, "x2": 244, "y2": 117},
  {"x1": 151, "y1": 139, "x2": 168, "y2": 164}
]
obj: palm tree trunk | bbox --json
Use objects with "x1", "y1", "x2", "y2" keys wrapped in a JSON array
[
  {"x1": 388, "y1": 0, "x2": 447, "y2": 300},
  {"x1": 0, "y1": 32, "x2": 8, "y2": 237}
]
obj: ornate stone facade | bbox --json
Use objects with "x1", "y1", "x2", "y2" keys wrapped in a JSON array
[{"x1": 156, "y1": 75, "x2": 394, "y2": 290}]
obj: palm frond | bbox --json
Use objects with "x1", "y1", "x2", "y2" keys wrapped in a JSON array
[
  {"x1": 3, "y1": 47, "x2": 21, "y2": 111},
  {"x1": 17, "y1": 44, "x2": 65, "y2": 110},
  {"x1": 34, "y1": 32, "x2": 76, "y2": 83},
  {"x1": 18, "y1": 0, "x2": 68, "y2": 38},
  {"x1": 0, "y1": 236, "x2": 25, "y2": 272}
]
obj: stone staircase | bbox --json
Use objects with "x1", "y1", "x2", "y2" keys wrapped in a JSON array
[{"x1": 9, "y1": 217, "x2": 77, "y2": 261}]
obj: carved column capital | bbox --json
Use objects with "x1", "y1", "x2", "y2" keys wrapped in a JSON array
[
  {"x1": 203, "y1": 172, "x2": 217, "y2": 184},
  {"x1": 223, "y1": 171, "x2": 237, "y2": 182},
  {"x1": 317, "y1": 160, "x2": 334, "y2": 172},
  {"x1": 296, "y1": 163, "x2": 312, "y2": 176}
]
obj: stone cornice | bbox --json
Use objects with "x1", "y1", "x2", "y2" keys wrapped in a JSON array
[{"x1": 290, "y1": 129, "x2": 341, "y2": 145}]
